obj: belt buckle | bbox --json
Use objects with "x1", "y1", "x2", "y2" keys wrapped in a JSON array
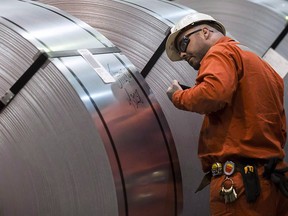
[{"x1": 211, "y1": 162, "x2": 223, "y2": 176}]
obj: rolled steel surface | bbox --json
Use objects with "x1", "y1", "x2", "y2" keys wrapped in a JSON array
[
  {"x1": 25, "y1": 0, "x2": 288, "y2": 215},
  {"x1": 0, "y1": 0, "x2": 181, "y2": 215},
  {"x1": 34, "y1": 0, "x2": 210, "y2": 215}
]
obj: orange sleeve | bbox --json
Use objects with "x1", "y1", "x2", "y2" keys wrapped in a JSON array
[{"x1": 172, "y1": 47, "x2": 239, "y2": 114}]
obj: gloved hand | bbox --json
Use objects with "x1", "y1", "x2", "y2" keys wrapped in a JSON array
[{"x1": 166, "y1": 80, "x2": 182, "y2": 101}]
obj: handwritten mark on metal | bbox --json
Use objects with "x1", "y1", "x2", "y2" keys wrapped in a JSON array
[
  {"x1": 114, "y1": 68, "x2": 133, "y2": 89},
  {"x1": 124, "y1": 88, "x2": 144, "y2": 109},
  {"x1": 111, "y1": 65, "x2": 144, "y2": 109}
]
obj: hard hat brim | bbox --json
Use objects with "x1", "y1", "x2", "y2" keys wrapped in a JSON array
[{"x1": 165, "y1": 30, "x2": 183, "y2": 62}]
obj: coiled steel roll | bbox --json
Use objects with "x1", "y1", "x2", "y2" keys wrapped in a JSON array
[
  {"x1": 36, "y1": 0, "x2": 288, "y2": 215},
  {"x1": 0, "y1": 0, "x2": 181, "y2": 215},
  {"x1": 12, "y1": 0, "x2": 288, "y2": 215},
  {"x1": 34, "y1": 0, "x2": 210, "y2": 215}
]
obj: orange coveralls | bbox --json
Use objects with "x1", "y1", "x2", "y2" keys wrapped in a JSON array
[{"x1": 172, "y1": 36, "x2": 288, "y2": 215}]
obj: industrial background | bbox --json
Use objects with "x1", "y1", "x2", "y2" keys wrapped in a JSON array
[{"x1": 0, "y1": 0, "x2": 287, "y2": 215}]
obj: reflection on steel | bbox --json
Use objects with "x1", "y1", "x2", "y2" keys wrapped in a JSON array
[
  {"x1": 0, "y1": 1, "x2": 181, "y2": 216},
  {"x1": 34, "y1": 0, "x2": 204, "y2": 215},
  {"x1": 34, "y1": 0, "x2": 288, "y2": 216}
]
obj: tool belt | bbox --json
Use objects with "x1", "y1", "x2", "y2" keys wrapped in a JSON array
[{"x1": 196, "y1": 158, "x2": 288, "y2": 202}]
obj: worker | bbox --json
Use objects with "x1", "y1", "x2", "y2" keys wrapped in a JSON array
[{"x1": 165, "y1": 12, "x2": 288, "y2": 215}]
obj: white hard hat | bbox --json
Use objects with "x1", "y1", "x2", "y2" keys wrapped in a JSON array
[{"x1": 165, "y1": 12, "x2": 226, "y2": 61}]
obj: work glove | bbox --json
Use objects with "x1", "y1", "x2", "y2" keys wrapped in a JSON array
[{"x1": 166, "y1": 80, "x2": 182, "y2": 101}]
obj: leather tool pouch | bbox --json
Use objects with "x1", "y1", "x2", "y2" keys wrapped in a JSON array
[
  {"x1": 263, "y1": 158, "x2": 288, "y2": 198},
  {"x1": 239, "y1": 164, "x2": 260, "y2": 202}
]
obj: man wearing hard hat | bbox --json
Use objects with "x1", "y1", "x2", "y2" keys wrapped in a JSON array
[{"x1": 166, "y1": 12, "x2": 288, "y2": 215}]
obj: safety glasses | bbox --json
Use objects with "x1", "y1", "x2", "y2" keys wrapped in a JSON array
[{"x1": 176, "y1": 29, "x2": 202, "y2": 53}]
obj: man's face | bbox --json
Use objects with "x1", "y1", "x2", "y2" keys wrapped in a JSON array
[{"x1": 176, "y1": 27, "x2": 210, "y2": 70}]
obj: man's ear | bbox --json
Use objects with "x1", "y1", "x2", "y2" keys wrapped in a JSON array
[{"x1": 202, "y1": 27, "x2": 211, "y2": 39}]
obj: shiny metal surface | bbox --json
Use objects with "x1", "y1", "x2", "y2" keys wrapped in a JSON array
[
  {"x1": 0, "y1": 1, "x2": 181, "y2": 215},
  {"x1": 55, "y1": 54, "x2": 181, "y2": 216},
  {"x1": 35, "y1": 0, "x2": 288, "y2": 216},
  {"x1": 34, "y1": 1, "x2": 206, "y2": 215}
]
